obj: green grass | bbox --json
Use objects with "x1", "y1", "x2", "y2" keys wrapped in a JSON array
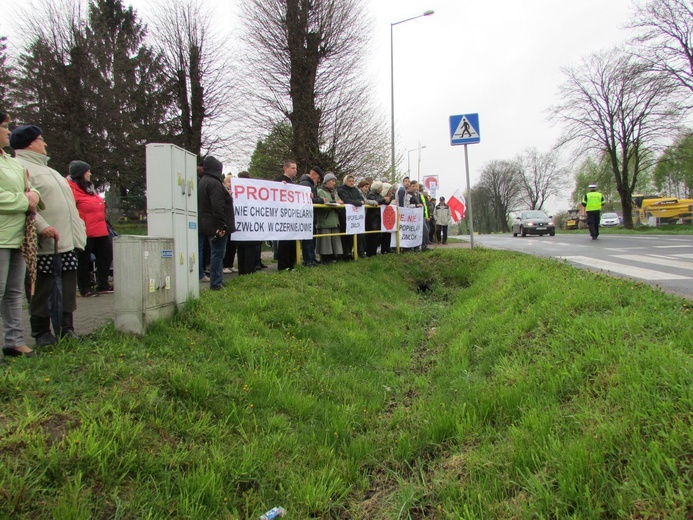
[
  {"x1": 1, "y1": 249, "x2": 692, "y2": 518},
  {"x1": 112, "y1": 222, "x2": 148, "y2": 236}
]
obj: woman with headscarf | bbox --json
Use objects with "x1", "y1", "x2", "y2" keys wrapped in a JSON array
[
  {"x1": 67, "y1": 161, "x2": 113, "y2": 296},
  {"x1": 0, "y1": 111, "x2": 41, "y2": 359}
]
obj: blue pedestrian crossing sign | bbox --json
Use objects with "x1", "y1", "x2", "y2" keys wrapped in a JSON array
[{"x1": 449, "y1": 113, "x2": 480, "y2": 145}]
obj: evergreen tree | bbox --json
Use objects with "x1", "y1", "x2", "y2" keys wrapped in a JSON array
[
  {"x1": 13, "y1": 0, "x2": 170, "y2": 202},
  {"x1": 248, "y1": 122, "x2": 293, "y2": 180},
  {"x1": 84, "y1": 0, "x2": 170, "y2": 197},
  {"x1": 0, "y1": 36, "x2": 13, "y2": 110}
]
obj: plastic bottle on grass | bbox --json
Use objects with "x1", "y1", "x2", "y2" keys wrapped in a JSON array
[{"x1": 259, "y1": 506, "x2": 286, "y2": 520}]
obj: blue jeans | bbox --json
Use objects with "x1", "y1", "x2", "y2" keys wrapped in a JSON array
[
  {"x1": 208, "y1": 235, "x2": 227, "y2": 288},
  {"x1": 302, "y1": 238, "x2": 316, "y2": 265},
  {"x1": 0, "y1": 248, "x2": 27, "y2": 350},
  {"x1": 198, "y1": 232, "x2": 206, "y2": 279}
]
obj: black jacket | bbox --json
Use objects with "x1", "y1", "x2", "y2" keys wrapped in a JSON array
[
  {"x1": 366, "y1": 189, "x2": 386, "y2": 231},
  {"x1": 197, "y1": 157, "x2": 234, "y2": 236},
  {"x1": 298, "y1": 174, "x2": 324, "y2": 204},
  {"x1": 337, "y1": 184, "x2": 363, "y2": 206},
  {"x1": 275, "y1": 174, "x2": 294, "y2": 184}
]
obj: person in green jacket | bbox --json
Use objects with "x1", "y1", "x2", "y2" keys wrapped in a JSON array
[
  {"x1": 582, "y1": 183, "x2": 605, "y2": 240},
  {"x1": 0, "y1": 111, "x2": 41, "y2": 360},
  {"x1": 316, "y1": 173, "x2": 343, "y2": 263}
]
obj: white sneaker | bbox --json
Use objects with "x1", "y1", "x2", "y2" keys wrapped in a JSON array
[
  {"x1": 200, "y1": 275, "x2": 210, "y2": 282},
  {"x1": 222, "y1": 268, "x2": 232, "y2": 274}
]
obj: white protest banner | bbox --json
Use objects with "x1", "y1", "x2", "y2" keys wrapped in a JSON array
[
  {"x1": 391, "y1": 206, "x2": 423, "y2": 248},
  {"x1": 230, "y1": 178, "x2": 313, "y2": 240},
  {"x1": 344, "y1": 205, "x2": 365, "y2": 235}
]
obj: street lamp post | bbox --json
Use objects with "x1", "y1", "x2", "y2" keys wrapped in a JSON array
[
  {"x1": 407, "y1": 145, "x2": 426, "y2": 178},
  {"x1": 390, "y1": 10, "x2": 434, "y2": 181},
  {"x1": 417, "y1": 142, "x2": 424, "y2": 183}
]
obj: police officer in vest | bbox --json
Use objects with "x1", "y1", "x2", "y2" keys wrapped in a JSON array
[{"x1": 582, "y1": 183, "x2": 605, "y2": 240}]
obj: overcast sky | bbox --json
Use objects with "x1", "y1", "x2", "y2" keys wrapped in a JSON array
[
  {"x1": 367, "y1": 0, "x2": 637, "y2": 212},
  {"x1": 3, "y1": 0, "x2": 640, "y2": 212}
]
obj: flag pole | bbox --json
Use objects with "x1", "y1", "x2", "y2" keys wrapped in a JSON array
[{"x1": 464, "y1": 144, "x2": 474, "y2": 249}]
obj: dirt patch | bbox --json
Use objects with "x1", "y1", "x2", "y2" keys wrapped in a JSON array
[{"x1": 41, "y1": 414, "x2": 80, "y2": 446}]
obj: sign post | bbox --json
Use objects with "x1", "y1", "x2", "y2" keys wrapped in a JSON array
[{"x1": 449, "y1": 113, "x2": 480, "y2": 249}]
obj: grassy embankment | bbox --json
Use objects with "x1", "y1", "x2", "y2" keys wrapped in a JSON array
[{"x1": 1, "y1": 249, "x2": 691, "y2": 518}]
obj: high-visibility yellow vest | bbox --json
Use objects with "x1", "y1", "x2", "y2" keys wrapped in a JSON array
[{"x1": 582, "y1": 191, "x2": 604, "y2": 211}]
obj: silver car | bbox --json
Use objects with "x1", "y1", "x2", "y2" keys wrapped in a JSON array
[
  {"x1": 600, "y1": 212, "x2": 620, "y2": 227},
  {"x1": 512, "y1": 210, "x2": 555, "y2": 237}
]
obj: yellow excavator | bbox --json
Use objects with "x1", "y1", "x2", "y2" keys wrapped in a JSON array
[
  {"x1": 565, "y1": 208, "x2": 586, "y2": 230},
  {"x1": 632, "y1": 195, "x2": 693, "y2": 225}
]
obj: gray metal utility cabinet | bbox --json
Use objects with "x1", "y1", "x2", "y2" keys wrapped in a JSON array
[{"x1": 114, "y1": 236, "x2": 176, "y2": 335}]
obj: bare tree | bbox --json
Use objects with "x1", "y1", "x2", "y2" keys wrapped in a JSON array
[
  {"x1": 147, "y1": 0, "x2": 238, "y2": 158},
  {"x1": 551, "y1": 48, "x2": 686, "y2": 228},
  {"x1": 629, "y1": 0, "x2": 693, "y2": 95},
  {"x1": 319, "y1": 81, "x2": 391, "y2": 178},
  {"x1": 570, "y1": 154, "x2": 629, "y2": 212},
  {"x1": 477, "y1": 160, "x2": 523, "y2": 233},
  {"x1": 517, "y1": 147, "x2": 569, "y2": 210},
  {"x1": 239, "y1": 0, "x2": 387, "y2": 176}
]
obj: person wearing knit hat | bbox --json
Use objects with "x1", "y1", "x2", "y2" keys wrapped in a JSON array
[
  {"x1": 322, "y1": 172, "x2": 337, "y2": 184},
  {"x1": 9, "y1": 125, "x2": 43, "y2": 151},
  {"x1": 67, "y1": 160, "x2": 113, "y2": 297},
  {"x1": 68, "y1": 160, "x2": 91, "y2": 180},
  {"x1": 0, "y1": 111, "x2": 41, "y2": 360},
  {"x1": 12, "y1": 126, "x2": 87, "y2": 346}
]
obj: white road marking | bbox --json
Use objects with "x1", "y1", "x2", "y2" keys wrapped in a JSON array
[
  {"x1": 673, "y1": 254, "x2": 693, "y2": 259},
  {"x1": 611, "y1": 254, "x2": 693, "y2": 271},
  {"x1": 558, "y1": 256, "x2": 690, "y2": 281},
  {"x1": 652, "y1": 245, "x2": 693, "y2": 249}
]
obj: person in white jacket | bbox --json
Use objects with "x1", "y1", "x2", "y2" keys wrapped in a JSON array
[
  {"x1": 10, "y1": 125, "x2": 87, "y2": 346},
  {"x1": 434, "y1": 197, "x2": 452, "y2": 244}
]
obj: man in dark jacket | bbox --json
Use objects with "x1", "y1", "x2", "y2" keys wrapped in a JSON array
[
  {"x1": 298, "y1": 166, "x2": 324, "y2": 266},
  {"x1": 196, "y1": 156, "x2": 211, "y2": 281},
  {"x1": 275, "y1": 159, "x2": 298, "y2": 270},
  {"x1": 337, "y1": 174, "x2": 364, "y2": 260},
  {"x1": 197, "y1": 156, "x2": 234, "y2": 290}
]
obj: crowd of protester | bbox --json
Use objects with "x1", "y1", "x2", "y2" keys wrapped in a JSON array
[
  {"x1": 196, "y1": 158, "x2": 457, "y2": 284},
  {"x1": 0, "y1": 113, "x2": 114, "y2": 361},
  {"x1": 1, "y1": 118, "x2": 453, "y2": 358}
]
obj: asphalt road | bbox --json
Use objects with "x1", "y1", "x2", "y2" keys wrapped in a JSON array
[{"x1": 453, "y1": 232, "x2": 693, "y2": 300}]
